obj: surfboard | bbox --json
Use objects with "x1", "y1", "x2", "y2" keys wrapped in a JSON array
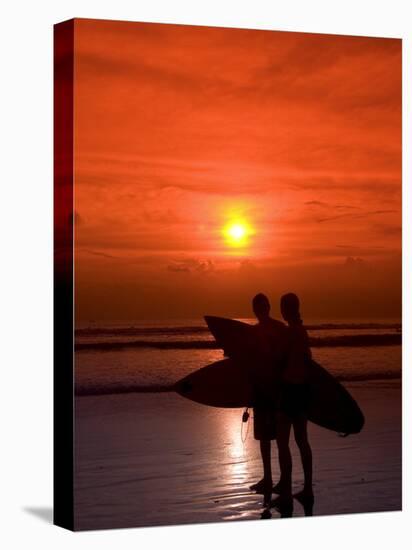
[
  {"x1": 175, "y1": 316, "x2": 364, "y2": 435},
  {"x1": 175, "y1": 359, "x2": 254, "y2": 409},
  {"x1": 203, "y1": 316, "x2": 258, "y2": 358}
]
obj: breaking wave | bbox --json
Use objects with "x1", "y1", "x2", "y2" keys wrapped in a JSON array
[{"x1": 76, "y1": 333, "x2": 401, "y2": 352}]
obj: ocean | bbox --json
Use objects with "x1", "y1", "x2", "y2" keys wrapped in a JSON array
[{"x1": 74, "y1": 319, "x2": 402, "y2": 397}]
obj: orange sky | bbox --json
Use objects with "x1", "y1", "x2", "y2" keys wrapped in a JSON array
[{"x1": 74, "y1": 19, "x2": 401, "y2": 321}]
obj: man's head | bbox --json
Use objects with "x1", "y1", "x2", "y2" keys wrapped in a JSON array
[{"x1": 252, "y1": 293, "x2": 271, "y2": 321}]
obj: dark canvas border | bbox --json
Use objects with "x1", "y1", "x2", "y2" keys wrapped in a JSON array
[{"x1": 53, "y1": 18, "x2": 74, "y2": 531}]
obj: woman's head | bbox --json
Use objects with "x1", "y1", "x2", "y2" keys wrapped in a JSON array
[
  {"x1": 252, "y1": 293, "x2": 271, "y2": 321},
  {"x1": 280, "y1": 292, "x2": 302, "y2": 324}
]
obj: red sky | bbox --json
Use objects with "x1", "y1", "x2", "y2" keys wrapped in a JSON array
[{"x1": 74, "y1": 19, "x2": 401, "y2": 321}]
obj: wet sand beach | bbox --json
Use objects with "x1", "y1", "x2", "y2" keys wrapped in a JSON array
[{"x1": 74, "y1": 380, "x2": 401, "y2": 531}]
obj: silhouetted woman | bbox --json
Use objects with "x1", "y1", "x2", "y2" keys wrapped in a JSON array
[{"x1": 274, "y1": 293, "x2": 313, "y2": 504}]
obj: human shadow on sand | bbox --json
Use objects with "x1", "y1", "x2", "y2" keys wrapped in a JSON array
[{"x1": 260, "y1": 492, "x2": 314, "y2": 519}]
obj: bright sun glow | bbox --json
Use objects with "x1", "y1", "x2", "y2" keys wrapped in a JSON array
[
  {"x1": 224, "y1": 221, "x2": 251, "y2": 247},
  {"x1": 228, "y1": 224, "x2": 246, "y2": 240}
]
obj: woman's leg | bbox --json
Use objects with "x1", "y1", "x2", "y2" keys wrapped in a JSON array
[
  {"x1": 260, "y1": 439, "x2": 272, "y2": 486},
  {"x1": 293, "y1": 416, "x2": 313, "y2": 494},
  {"x1": 275, "y1": 411, "x2": 292, "y2": 496}
]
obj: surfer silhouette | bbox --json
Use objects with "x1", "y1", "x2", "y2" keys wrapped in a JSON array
[
  {"x1": 272, "y1": 292, "x2": 313, "y2": 507},
  {"x1": 248, "y1": 293, "x2": 289, "y2": 498}
]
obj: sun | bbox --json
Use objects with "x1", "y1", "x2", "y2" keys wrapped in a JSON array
[
  {"x1": 228, "y1": 223, "x2": 246, "y2": 240},
  {"x1": 223, "y1": 221, "x2": 251, "y2": 247}
]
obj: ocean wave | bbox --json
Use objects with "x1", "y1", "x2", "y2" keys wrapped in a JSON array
[
  {"x1": 75, "y1": 333, "x2": 401, "y2": 352},
  {"x1": 75, "y1": 371, "x2": 401, "y2": 397},
  {"x1": 309, "y1": 334, "x2": 401, "y2": 347},
  {"x1": 75, "y1": 322, "x2": 401, "y2": 338},
  {"x1": 75, "y1": 384, "x2": 175, "y2": 396},
  {"x1": 75, "y1": 326, "x2": 209, "y2": 337}
]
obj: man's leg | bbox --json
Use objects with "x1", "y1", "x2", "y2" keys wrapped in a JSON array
[
  {"x1": 293, "y1": 416, "x2": 313, "y2": 496},
  {"x1": 250, "y1": 406, "x2": 274, "y2": 492},
  {"x1": 250, "y1": 439, "x2": 272, "y2": 493}
]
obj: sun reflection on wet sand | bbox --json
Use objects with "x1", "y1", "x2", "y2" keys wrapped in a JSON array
[
  {"x1": 223, "y1": 412, "x2": 250, "y2": 479},
  {"x1": 213, "y1": 411, "x2": 267, "y2": 519}
]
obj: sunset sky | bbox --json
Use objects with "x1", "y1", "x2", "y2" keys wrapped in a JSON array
[{"x1": 73, "y1": 19, "x2": 401, "y2": 321}]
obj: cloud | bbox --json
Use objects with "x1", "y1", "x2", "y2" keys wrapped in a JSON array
[
  {"x1": 373, "y1": 224, "x2": 402, "y2": 236},
  {"x1": 305, "y1": 200, "x2": 361, "y2": 211},
  {"x1": 344, "y1": 256, "x2": 366, "y2": 269},
  {"x1": 83, "y1": 249, "x2": 118, "y2": 259},
  {"x1": 305, "y1": 200, "x2": 328, "y2": 207},
  {"x1": 167, "y1": 263, "x2": 191, "y2": 273},
  {"x1": 336, "y1": 244, "x2": 384, "y2": 250},
  {"x1": 167, "y1": 258, "x2": 215, "y2": 274},
  {"x1": 317, "y1": 209, "x2": 397, "y2": 223},
  {"x1": 238, "y1": 259, "x2": 258, "y2": 273}
]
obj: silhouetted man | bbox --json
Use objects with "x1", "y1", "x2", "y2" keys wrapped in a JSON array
[{"x1": 249, "y1": 293, "x2": 289, "y2": 497}]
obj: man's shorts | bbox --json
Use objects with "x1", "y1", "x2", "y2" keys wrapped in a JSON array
[{"x1": 253, "y1": 404, "x2": 277, "y2": 440}]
